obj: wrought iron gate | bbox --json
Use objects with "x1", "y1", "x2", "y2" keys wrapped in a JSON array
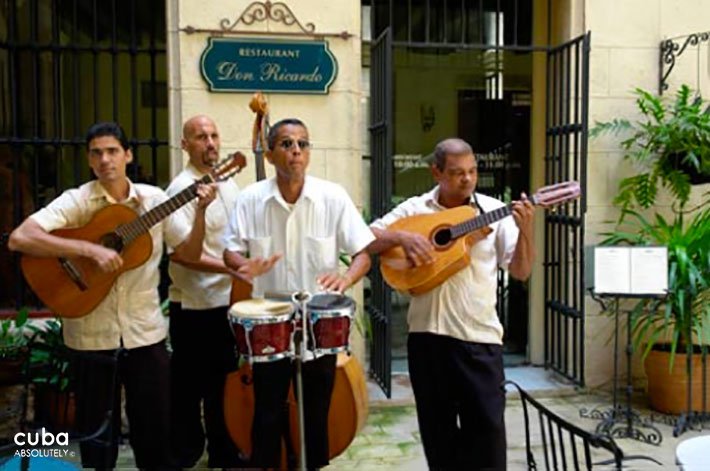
[
  {"x1": 543, "y1": 32, "x2": 590, "y2": 386},
  {"x1": 0, "y1": 0, "x2": 168, "y2": 310},
  {"x1": 368, "y1": 27, "x2": 393, "y2": 397}
]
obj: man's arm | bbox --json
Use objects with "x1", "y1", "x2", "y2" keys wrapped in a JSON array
[
  {"x1": 508, "y1": 194, "x2": 535, "y2": 281},
  {"x1": 368, "y1": 227, "x2": 435, "y2": 267},
  {"x1": 316, "y1": 250, "x2": 371, "y2": 293},
  {"x1": 169, "y1": 252, "x2": 231, "y2": 274},
  {"x1": 171, "y1": 183, "x2": 216, "y2": 262},
  {"x1": 9, "y1": 218, "x2": 124, "y2": 272},
  {"x1": 223, "y1": 248, "x2": 282, "y2": 283}
]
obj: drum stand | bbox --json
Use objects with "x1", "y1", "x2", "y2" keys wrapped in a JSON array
[{"x1": 292, "y1": 290, "x2": 312, "y2": 471}]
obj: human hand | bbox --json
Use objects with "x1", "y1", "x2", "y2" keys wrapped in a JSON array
[
  {"x1": 398, "y1": 231, "x2": 435, "y2": 267},
  {"x1": 316, "y1": 272, "x2": 353, "y2": 294},
  {"x1": 195, "y1": 183, "x2": 217, "y2": 209},
  {"x1": 84, "y1": 242, "x2": 123, "y2": 272},
  {"x1": 512, "y1": 193, "x2": 535, "y2": 235},
  {"x1": 236, "y1": 253, "x2": 282, "y2": 279}
]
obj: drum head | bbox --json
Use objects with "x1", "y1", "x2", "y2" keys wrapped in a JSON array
[
  {"x1": 307, "y1": 293, "x2": 355, "y2": 311},
  {"x1": 229, "y1": 298, "x2": 294, "y2": 319}
]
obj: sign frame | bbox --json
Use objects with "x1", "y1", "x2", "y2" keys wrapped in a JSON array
[{"x1": 200, "y1": 37, "x2": 339, "y2": 94}]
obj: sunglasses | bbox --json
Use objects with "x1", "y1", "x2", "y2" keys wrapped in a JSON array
[{"x1": 278, "y1": 138, "x2": 311, "y2": 150}]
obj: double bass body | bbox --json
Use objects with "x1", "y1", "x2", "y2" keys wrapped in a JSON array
[{"x1": 223, "y1": 351, "x2": 368, "y2": 462}]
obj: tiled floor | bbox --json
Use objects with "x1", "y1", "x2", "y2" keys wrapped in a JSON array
[
  {"x1": 5, "y1": 368, "x2": 708, "y2": 470},
  {"x1": 340, "y1": 373, "x2": 709, "y2": 470}
]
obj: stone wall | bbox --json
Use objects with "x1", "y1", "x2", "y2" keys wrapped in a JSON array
[{"x1": 167, "y1": 0, "x2": 367, "y2": 362}]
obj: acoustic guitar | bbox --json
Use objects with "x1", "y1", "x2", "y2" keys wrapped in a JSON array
[
  {"x1": 380, "y1": 181, "x2": 581, "y2": 295},
  {"x1": 21, "y1": 153, "x2": 247, "y2": 318}
]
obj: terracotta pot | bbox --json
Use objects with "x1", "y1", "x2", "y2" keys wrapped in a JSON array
[{"x1": 645, "y1": 348, "x2": 710, "y2": 414}]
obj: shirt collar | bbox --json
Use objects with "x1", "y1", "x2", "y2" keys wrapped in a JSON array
[
  {"x1": 425, "y1": 185, "x2": 476, "y2": 210},
  {"x1": 266, "y1": 175, "x2": 318, "y2": 206},
  {"x1": 88, "y1": 178, "x2": 140, "y2": 205},
  {"x1": 184, "y1": 162, "x2": 206, "y2": 180}
]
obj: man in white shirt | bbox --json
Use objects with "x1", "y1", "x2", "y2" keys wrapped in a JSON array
[
  {"x1": 9, "y1": 121, "x2": 216, "y2": 469},
  {"x1": 223, "y1": 118, "x2": 375, "y2": 469},
  {"x1": 368, "y1": 138, "x2": 535, "y2": 470},
  {"x1": 166, "y1": 115, "x2": 243, "y2": 467}
]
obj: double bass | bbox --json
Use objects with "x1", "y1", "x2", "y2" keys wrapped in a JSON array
[{"x1": 224, "y1": 92, "x2": 368, "y2": 464}]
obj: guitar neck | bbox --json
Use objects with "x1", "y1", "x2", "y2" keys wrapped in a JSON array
[
  {"x1": 118, "y1": 175, "x2": 211, "y2": 243},
  {"x1": 254, "y1": 150, "x2": 267, "y2": 181},
  {"x1": 449, "y1": 195, "x2": 538, "y2": 240}
]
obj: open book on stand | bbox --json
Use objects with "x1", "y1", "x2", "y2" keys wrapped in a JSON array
[{"x1": 593, "y1": 246, "x2": 668, "y2": 296}]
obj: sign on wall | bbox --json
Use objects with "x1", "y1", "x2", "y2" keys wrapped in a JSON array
[{"x1": 200, "y1": 37, "x2": 338, "y2": 94}]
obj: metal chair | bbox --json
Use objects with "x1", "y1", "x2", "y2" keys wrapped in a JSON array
[{"x1": 505, "y1": 380, "x2": 661, "y2": 470}]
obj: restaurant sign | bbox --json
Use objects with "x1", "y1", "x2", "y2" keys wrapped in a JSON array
[{"x1": 200, "y1": 38, "x2": 338, "y2": 94}]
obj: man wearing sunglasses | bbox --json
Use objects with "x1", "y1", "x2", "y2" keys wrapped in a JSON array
[{"x1": 223, "y1": 118, "x2": 374, "y2": 469}]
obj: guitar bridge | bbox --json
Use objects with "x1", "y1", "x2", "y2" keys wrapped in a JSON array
[{"x1": 59, "y1": 257, "x2": 88, "y2": 291}]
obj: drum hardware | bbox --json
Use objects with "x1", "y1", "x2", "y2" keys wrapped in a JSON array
[
  {"x1": 227, "y1": 291, "x2": 355, "y2": 469},
  {"x1": 291, "y1": 290, "x2": 311, "y2": 471}
]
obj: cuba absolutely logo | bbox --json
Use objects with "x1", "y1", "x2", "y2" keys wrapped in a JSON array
[{"x1": 13, "y1": 428, "x2": 74, "y2": 458}]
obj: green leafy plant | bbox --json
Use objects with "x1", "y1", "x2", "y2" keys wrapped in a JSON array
[
  {"x1": 0, "y1": 308, "x2": 30, "y2": 360},
  {"x1": 27, "y1": 318, "x2": 70, "y2": 390},
  {"x1": 591, "y1": 85, "x2": 710, "y2": 217},
  {"x1": 601, "y1": 207, "x2": 710, "y2": 367}
]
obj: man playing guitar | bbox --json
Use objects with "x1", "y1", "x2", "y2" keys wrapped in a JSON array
[
  {"x1": 166, "y1": 115, "x2": 244, "y2": 467},
  {"x1": 368, "y1": 138, "x2": 535, "y2": 471},
  {"x1": 9, "y1": 121, "x2": 216, "y2": 468}
]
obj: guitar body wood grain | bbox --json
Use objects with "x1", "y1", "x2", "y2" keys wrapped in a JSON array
[
  {"x1": 20, "y1": 204, "x2": 153, "y2": 318},
  {"x1": 380, "y1": 205, "x2": 493, "y2": 295}
]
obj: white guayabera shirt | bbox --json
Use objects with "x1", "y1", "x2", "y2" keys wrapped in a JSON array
[
  {"x1": 224, "y1": 176, "x2": 375, "y2": 299},
  {"x1": 167, "y1": 163, "x2": 240, "y2": 309},
  {"x1": 31, "y1": 180, "x2": 190, "y2": 350},
  {"x1": 370, "y1": 187, "x2": 519, "y2": 345}
]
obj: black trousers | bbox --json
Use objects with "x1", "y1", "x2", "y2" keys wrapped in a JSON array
[
  {"x1": 251, "y1": 354, "x2": 337, "y2": 469},
  {"x1": 408, "y1": 333, "x2": 506, "y2": 471},
  {"x1": 169, "y1": 302, "x2": 242, "y2": 468},
  {"x1": 74, "y1": 340, "x2": 176, "y2": 470}
]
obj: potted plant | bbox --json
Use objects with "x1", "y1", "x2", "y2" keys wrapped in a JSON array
[
  {"x1": 591, "y1": 84, "x2": 709, "y2": 210},
  {"x1": 27, "y1": 318, "x2": 75, "y2": 429},
  {"x1": 0, "y1": 308, "x2": 30, "y2": 385},
  {"x1": 593, "y1": 84, "x2": 710, "y2": 413},
  {"x1": 602, "y1": 208, "x2": 709, "y2": 413}
]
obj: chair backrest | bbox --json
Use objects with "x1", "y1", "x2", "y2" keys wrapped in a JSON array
[{"x1": 505, "y1": 380, "x2": 624, "y2": 471}]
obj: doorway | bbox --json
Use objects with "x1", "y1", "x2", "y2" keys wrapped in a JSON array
[{"x1": 387, "y1": 47, "x2": 533, "y2": 372}]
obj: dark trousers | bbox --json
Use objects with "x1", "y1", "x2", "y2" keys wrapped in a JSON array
[
  {"x1": 251, "y1": 354, "x2": 337, "y2": 469},
  {"x1": 74, "y1": 340, "x2": 176, "y2": 470},
  {"x1": 408, "y1": 333, "x2": 506, "y2": 471},
  {"x1": 169, "y1": 302, "x2": 242, "y2": 468}
]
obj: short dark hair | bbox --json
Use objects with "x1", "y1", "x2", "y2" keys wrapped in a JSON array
[
  {"x1": 433, "y1": 138, "x2": 474, "y2": 170},
  {"x1": 85, "y1": 122, "x2": 130, "y2": 151},
  {"x1": 267, "y1": 118, "x2": 308, "y2": 150}
]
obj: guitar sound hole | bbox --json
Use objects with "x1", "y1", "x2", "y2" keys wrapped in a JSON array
[
  {"x1": 433, "y1": 228, "x2": 452, "y2": 247},
  {"x1": 100, "y1": 232, "x2": 124, "y2": 253}
]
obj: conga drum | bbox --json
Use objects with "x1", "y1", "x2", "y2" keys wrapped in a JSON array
[
  {"x1": 228, "y1": 298, "x2": 295, "y2": 363},
  {"x1": 304, "y1": 293, "x2": 354, "y2": 356}
]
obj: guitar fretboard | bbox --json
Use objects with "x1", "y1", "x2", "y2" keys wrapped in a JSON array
[
  {"x1": 115, "y1": 174, "x2": 212, "y2": 244},
  {"x1": 449, "y1": 195, "x2": 539, "y2": 240}
]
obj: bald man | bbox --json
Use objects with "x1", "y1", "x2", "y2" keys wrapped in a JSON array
[{"x1": 167, "y1": 115, "x2": 243, "y2": 467}]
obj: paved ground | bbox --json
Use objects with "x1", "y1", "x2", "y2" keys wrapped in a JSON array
[
  {"x1": 4, "y1": 366, "x2": 709, "y2": 470},
  {"x1": 328, "y1": 367, "x2": 710, "y2": 470}
]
